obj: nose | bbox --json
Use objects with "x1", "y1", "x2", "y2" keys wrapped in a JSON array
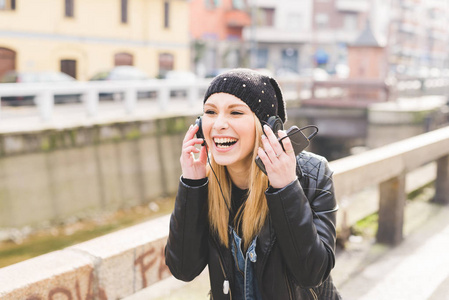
[{"x1": 213, "y1": 113, "x2": 229, "y2": 131}]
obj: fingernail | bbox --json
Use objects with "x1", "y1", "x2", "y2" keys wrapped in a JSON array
[{"x1": 261, "y1": 135, "x2": 266, "y2": 139}]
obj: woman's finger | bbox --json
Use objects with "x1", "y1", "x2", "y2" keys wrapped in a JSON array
[
  {"x1": 182, "y1": 145, "x2": 200, "y2": 157},
  {"x1": 277, "y1": 130, "x2": 295, "y2": 157},
  {"x1": 261, "y1": 134, "x2": 277, "y2": 162},
  {"x1": 183, "y1": 124, "x2": 200, "y2": 143},
  {"x1": 198, "y1": 145, "x2": 208, "y2": 163},
  {"x1": 257, "y1": 147, "x2": 272, "y2": 171},
  {"x1": 183, "y1": 138, "x2": 204, "y2": 149},
  {"x1": 263, "y1": 125, "x2": 284, "y2": 159}
]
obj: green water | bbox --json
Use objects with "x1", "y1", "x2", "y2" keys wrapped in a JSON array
[{"x1": 0, "y1": 198, "x2": 175, "y2": 268}]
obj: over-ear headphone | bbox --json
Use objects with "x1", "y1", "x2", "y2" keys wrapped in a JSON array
[
  {"x1": 195, "y1": 116, "x2": 206, "y2": 146},
  {"x1": 263, "y1": 116, "x2": 284, "y2": 137}
]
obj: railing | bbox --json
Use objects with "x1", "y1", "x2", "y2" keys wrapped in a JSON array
[
  {"x1": 1, "y1": 126, "x2": 448, "y2": 299},
  {"x1": 307, "y1": 76, "x2": 449, "y2": 107},
  {"x1": 0, "y1": 79, "x2": 212, "y2": 121},
  {"x1": 1, "y1": 76, "x2": 448, "y2": 122}
]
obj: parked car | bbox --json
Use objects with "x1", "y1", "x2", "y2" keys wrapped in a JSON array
[
  {"x1": 90, "y1": 66, "x2": 150, "y2": 81},
  {"x1": 89, "y1": 66, "x2": 154, "y2": 99},
  {"x1": 164, "y1": 70, "x2": 197, "y2": 97},
  {"x1": 0, "y1": 71, "x2": 81, "y2": 105}
]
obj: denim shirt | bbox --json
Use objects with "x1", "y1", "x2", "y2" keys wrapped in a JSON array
[{"x1": 230, "y1": 227, "x2": 262, "y2": 300}]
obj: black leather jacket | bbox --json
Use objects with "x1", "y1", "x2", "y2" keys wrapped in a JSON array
[{"x1": 165, "y1": 152, "x2": 341, "y2": 299}]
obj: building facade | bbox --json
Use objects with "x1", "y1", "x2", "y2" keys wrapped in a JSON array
[
  {"x1": 387, "y1": 0, "x2": 449, "y2": 77},
  {"x1": 243, "y1": 0, "x2": 371, "y2": 76},
  {"x1": 189, "y1": 0, "x2": 251, "y2": 76},
  {"x1": 0, "y1": 0, "x2": 190, "y2": 80},
  {"x1": 243, "y1": 0, "x2": 314, "y2": 73}
]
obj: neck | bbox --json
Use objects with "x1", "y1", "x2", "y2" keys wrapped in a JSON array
[{"x1": 227, "y1": 161, "x2": 251, "y2": 190}]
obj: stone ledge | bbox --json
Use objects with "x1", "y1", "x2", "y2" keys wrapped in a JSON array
[{"x1": 0, "y1": 215, "x2": 171, "y2": 300}]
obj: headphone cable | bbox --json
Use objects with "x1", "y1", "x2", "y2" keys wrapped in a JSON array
[{"x1": 206, "y1": 145, "x2": 232, "y2": 214}]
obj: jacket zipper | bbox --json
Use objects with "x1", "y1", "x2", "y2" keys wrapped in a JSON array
[{"x1": 309, "y1": 288, "x2": 318, "y2": 300}]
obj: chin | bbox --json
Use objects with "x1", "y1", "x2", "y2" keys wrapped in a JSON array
[{"x1": 211, "y1": 155, "x2": 236, "y2": 166}]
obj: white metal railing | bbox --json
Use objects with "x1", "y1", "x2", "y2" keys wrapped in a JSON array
[
  {"x1": 1, "y1": 76, "x2": 448, "y2": 123},
  {"x1": 0, "y1": 79, "x2": 212, "y2": 121}
]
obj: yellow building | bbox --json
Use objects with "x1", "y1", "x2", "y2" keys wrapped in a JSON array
[{"x1": 0, "y1": 0, "x2": 190, "y2": 80}]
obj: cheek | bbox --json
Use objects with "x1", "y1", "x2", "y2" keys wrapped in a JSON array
[
  {"x1": 241, "y1": 125, "x2": 256, "y2": 150},
  {"x1": 202, "y1": 118, "x2": 214, "y2": 140}
]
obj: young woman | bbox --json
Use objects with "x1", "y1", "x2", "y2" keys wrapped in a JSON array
[{"x1": 165, "y1": 69, "x2": 341, "y2": 299}]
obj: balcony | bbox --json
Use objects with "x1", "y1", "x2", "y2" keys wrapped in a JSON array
[
  {"x1": 336, "y1": 0, "x2": 369, "y2": 12},
  {"x1": 225, "y1": 9, "x2": 251, "y2": 28}
]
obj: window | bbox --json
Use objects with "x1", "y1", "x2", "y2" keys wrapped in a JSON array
[
  {"x1": 65, "y1": 0, "x2": 74, "y2": 17},
  {"x1": 114, "y1": 52, "x2": 133, "y2": 66},
  {"x1": 256, "y1": 48, "x2": 269, "y2": 68},
  {"x1": 257, "y1": 8, "x2": 275, "y2": 27},
  {"x1": 164, "y1": 1, "x2": 170, "y2": 28},
  {"x1": 121, "y1": 0, "x2": 128, "y2": 23},
  {"x1": 343, "y1": 14, "x2": 357, "y2": 30},
  {"x1": 315, "y1": 13, "x2": 328, "y2": 29},
  {"x1": 158, "y1": 53, "x2": 174, "y2": 77},
  {"x1": 60, "y1": 59, "x2": 77, "y2": 79},
  {"x1": 0, "y1": 0, "x2": 16, "y2": 10},
  {"x1": 281, "y1": 48, "x2": 298, "y2": 72},
  {"x1": 0, "y1": 47, "x2": 16, "y2": 79}
]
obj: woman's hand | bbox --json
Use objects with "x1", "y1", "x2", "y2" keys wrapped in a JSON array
[
  {"x1": 180, "y1": 124, "x2": 208, "y2": 180},
  {"x1": 257, "y1": 125, "x2": 297, "y2": 188}
]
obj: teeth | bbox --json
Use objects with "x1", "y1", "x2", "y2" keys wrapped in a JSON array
[
  {"x1": 214, "y1": 137, "x2": 237, "y2": 144},
  {"x1": 214, "y1": 137, "x2": 237, "y2": 148}
]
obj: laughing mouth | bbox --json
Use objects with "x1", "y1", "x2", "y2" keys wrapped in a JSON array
[{"x1": 214, "y1": 137, "x2": 238, "y2": 148}]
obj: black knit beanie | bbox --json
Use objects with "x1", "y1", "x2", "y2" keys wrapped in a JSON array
[{"x1": 203, "y1": 68, "x2": 287, "y2": 124}]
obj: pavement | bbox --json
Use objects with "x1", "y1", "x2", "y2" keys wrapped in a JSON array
[{"x1": 125, "y1": 189, "x2": 449, "y2": 300}]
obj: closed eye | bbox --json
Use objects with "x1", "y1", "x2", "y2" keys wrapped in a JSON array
[
  {"x1": 231, "y1": 111, "x2": 244, "y2": 115},
  {"x1": 204, "y1": 110, "x2": 216, "y2": 115}
]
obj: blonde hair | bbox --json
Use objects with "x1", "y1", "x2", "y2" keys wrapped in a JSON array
[{"x1": 207, "y1": 114, "x2": 269, "y2": 249}]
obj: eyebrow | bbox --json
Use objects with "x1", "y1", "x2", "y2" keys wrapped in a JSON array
[{"x1": 204, "y1": 103, "x2": 249, "y2": 109}]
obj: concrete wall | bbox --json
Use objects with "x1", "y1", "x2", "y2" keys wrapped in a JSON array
[
  {"x1": 0, "y1": 116, "x2": 196, "y2": 228},
  {"x1": 0, "y1": 215, "x2": 171, "y2": 300}
]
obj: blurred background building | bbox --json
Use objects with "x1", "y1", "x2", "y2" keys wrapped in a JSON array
[
  {"x1": 0, "y1": 0, "x2": 191, "y2": 81},
  {"x1": 190, "y1": 0, "x2": 251, "y2": 77},
  {"x1": 1, "y1": 0, "x2": 449, "y2": 81}
]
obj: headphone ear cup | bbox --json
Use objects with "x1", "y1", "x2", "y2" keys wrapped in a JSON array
[
  {"x1": 195, "y1": 116, "x2": 206, "y2": 146},
  {"x1": 266, "y1": 116, "x2": 284, "y2": 137}
]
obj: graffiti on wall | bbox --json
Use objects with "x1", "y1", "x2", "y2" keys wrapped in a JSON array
[
  {"x1": 19, "y1": 243, "x2": 171, "y2": 300},
  {"x1": 134, "y1": 243, "x2": 171, "y2": 287},
  {"x1": 25, "y1": 269, "x2": 107, "y2": 300}
]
